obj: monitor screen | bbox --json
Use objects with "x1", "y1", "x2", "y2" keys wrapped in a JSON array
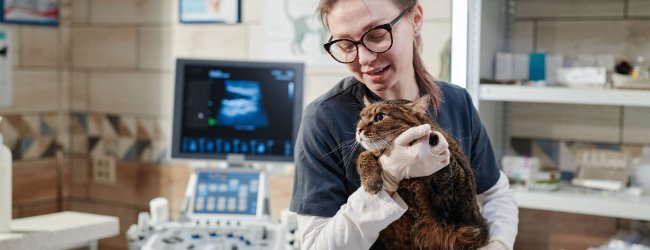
[
  {"x1": 171, "y1": 59, "x2": 304, "y2": 162},
  {"x1": 192, "y1": 170, "x2": 261, "y2": 216}
]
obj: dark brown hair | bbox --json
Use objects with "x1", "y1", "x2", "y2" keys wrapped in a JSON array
[{"x1": 317, "y1": 0, "x2": 442, "y2": 111}]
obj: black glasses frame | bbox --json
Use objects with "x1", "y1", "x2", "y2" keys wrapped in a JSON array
[{"x1": 323, "y1": 8, "x2": 411, "y2": 64}]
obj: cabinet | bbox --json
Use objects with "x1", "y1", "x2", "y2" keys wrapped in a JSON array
[{"x1": 456, "y1": 0, "x2": 650, "y2": 222}]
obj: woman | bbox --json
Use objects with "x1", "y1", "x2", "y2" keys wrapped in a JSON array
[{"x1": 289, "y1": 0, "x2": 518, "y2": 249}]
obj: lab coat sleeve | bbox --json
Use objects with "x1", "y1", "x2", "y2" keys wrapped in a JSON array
[
  {"x1": 477, "y1": 171, "x2": 519, "y2": 250},
  {"x1": 296, "y1": 187, "x2": 408, "y2": 250}
]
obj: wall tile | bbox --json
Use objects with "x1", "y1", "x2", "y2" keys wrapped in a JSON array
[
  {"x1": 0, "y1": 25, "x2": 21, "y2": 67},
  {"x1": 623, "y1": 107, "x2": 650, "y2": 144},
  {"x1": 304, "y1": 66, "x2": 349, "y2": 106},
  {"x1": 512, "y1": 21, "x2": 534, "y2": 53},
  {"x1": 13, "y1": 159, "x2": 59, "y2": 205},
  {"x1": 90, "y1": 0, "x2": 172, "y2": 24},
  {"x1": 139, "y1": 27, "x2": 173, "y2": 71},
  {"x1": 508, "y1": 103, "x2": 620, "y2": 143},
  {"x1": 422, "y1": 0, "x2": 452, "y2": 20},
  {"x1": 21, "y1": 27, "x2": 59, "y2": 67},
  {"x1": 71, "y1": 71, "x2": 89, "y2": 112},
  {"x1": 59, "y1": 71, "x2": 71, "y2": 112},
  {"x1": 242, "y1": 0, "x2": 262, "y2": 23},
  {"x1": 0, "y1": 69, "x2": 59, "y2": 113},
  {"x1": 515, "y1": 0, "x2": 624, "y2": 18},
  {"x1": 421, "y1": 21, "x2": 451, "y2": 80},
  {"x1": 173, "y1": 25, "x2": 248, "y2": 60},
  {"x1": 628, "y1": 0, "x2": 650, "y2": 17},
  {"x1": 89, "y1": 72, "x2": 172, "y2": 116},
  {"x1": 72, "y1": 0, "x2": 90, "y2": 24},
  {"x1": 72, "y1": 27, "x2": 137, "y2": 69},
  {"x1": 535, "y1": 20, "x2": 650, "y2": 61}
]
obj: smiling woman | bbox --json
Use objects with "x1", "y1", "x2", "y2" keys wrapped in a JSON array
[{"x1": 289, "y1": 0, "x2": 519, "y2": 249}]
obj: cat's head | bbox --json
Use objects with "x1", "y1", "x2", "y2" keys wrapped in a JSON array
[{"x1": 355, "y1": 95, "x2": 430, "y2": 152}]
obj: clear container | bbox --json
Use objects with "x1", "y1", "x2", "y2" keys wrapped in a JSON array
[
  {"x1": 632, "y1": 146, "x2": 650, "y2": 195},
  {"x1": 633, "y1": 56, "x2": 650, "y2": 80},
  {"x1": 0, "y1": 117, "x2": 12, "y2": 233}
]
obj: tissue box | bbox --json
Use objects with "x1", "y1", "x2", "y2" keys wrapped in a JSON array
[{"x1": 557, "y1": 67, "x2": 607, "y2": 87}]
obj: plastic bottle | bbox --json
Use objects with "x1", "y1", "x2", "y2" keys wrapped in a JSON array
[
  {"x1": 633, "y1": 145, "x2": 650, "y2": 195},
  {"x1": 0, "y1": 117, "x2": 12, "y2": 233}
]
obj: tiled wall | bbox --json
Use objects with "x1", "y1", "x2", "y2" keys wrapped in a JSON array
[
  {"x1": 0, "y1": 0, "x2": 452, "y2": 249},
  {"x1": 508, "y1": 0, "x2": 650, "y2": 249}
]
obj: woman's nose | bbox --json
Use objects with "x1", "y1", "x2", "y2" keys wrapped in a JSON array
[{"x1": 357, "y1": 45, "x2": 377, "y2": 66}]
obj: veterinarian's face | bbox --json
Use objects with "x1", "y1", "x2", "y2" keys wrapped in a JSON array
[{"x1": 327, "y1": 0, "x2": 422, "y2": 95}]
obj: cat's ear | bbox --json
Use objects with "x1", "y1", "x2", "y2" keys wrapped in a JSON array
[
  {"x1": 411, "y1": 95, "x2": 430, "y2": 114},
  {"x1": 363, "y1": 96, "x2": 373, "y2": 107}
]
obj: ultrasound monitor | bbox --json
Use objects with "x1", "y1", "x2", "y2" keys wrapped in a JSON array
[{"x1": 171, "y1": 59, "x2": 304, "y2": 162}]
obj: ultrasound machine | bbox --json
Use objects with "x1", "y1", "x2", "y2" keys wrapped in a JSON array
[{"x1": 127, "y1": 59, "x2": 304, "y2": 250}]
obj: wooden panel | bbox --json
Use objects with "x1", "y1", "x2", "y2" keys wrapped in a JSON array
[
  {"x1": 629, "y1": 0, "x2": 650, "y2": 17},
  {"x1": 509, "y1": 103, "x2": 621, "y2": 143},
  {"x1": 548, "y1": 233, "x2": 610, "y2": 250},
  {"x1": 623, "y1": 107, "x2": 650, "y2": 144},
  {"x1": 70, "y1": 200, "x2": 138, "y2": 250},
  {"x1": 72, "y1": 27, "x2": 136, "y2": 68},
  {"x1": 18, "y1": 200, "x2": 59, "y2": 218},
  {"x1": 13, "y1": 159, "x2": 59, "y2": 205},
  {"x1": 536, "y1": 20, "x2": 650, "y2": 61},
  {"x1": 515, "y1": 0, "x2": 624, "y2": 18},
  {"x1": 515, "y1": 208, "x2": 617, "y2": 250},
  {"x1": 512, "y1": 21, "x2": 534, "y2": 53},
  {"x1": 89, "y1": 162, "x2": 190, "y2": 208},
  {"x1": 268, "y1": 173, "x2": 294, "y2": 222}
]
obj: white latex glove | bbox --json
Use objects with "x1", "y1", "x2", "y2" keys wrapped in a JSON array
[
  {"x1": 379, "y1": 124, "x2": 451, "y2": 192},
  {"x1": 478, "y1": 240, "x2": 510, "y2": 250}
]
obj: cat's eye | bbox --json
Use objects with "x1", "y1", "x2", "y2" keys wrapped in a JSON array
[{"x1": 374, "y1": 113, "x2": 385, "y2": 122}]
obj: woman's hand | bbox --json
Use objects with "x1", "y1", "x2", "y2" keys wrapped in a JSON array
[{"x1": 379, "y1": 124, "x2": 450, "y2": 191}]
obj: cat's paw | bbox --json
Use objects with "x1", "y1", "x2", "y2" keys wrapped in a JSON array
[{"x1": 363, "y1": 180, "x2": 383, "y2": 195}]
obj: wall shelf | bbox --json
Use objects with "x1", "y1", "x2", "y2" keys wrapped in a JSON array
[
  {"x1": 515, "y1": 189, "x2": 650, "y2": 221},
  {"x1": 479, "y1": 84, "x2": 650, "y2": 107}
]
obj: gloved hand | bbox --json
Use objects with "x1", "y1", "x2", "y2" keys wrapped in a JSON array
[
  {"x1": 478, "y1": 240, "x2": 509, "y2": 250},
  {"x1": 379, "y1": 124, "x2": 451, "y2": 192}
]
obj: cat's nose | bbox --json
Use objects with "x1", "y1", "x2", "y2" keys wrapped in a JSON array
[{"x1": 357, "y1": 127, "x2": 364, "y2": 134}]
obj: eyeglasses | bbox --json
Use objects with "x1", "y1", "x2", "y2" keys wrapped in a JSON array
[{"x1": 323, "y1": 7, "x2": 411, "y2": 64}]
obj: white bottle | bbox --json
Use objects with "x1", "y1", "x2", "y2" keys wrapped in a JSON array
[
  {"x1": 633, "y1": 146, "x2": 650, "y2": 195},
  {"x1": 0, "y1": 117, "x2": 12, "y2": 233}
]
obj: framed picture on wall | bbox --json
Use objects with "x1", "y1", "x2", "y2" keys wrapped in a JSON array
[
  {"x1": 179, "y1": 0, "x2": 241, "y2": 24},
  {"x1": 0, "y1": 0, "x2": 59, "y2": 26}
]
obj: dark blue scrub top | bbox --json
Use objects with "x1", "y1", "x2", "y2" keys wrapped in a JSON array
[{"x1": 289, "y1": 77, "x2": 500, "y2": 248}]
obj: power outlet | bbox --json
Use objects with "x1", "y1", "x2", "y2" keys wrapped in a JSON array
[{"x1": 92, "y1": 155, "x2": 116, "y2": 184}]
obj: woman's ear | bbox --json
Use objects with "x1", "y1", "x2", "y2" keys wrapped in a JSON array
[{"x1": 412, "y1": 4, "x2": 423, "y2": 36}]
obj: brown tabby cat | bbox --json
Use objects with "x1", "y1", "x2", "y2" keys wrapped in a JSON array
[{"x1": 355, "y1": 95, "x2": 489, "y2": 250}]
